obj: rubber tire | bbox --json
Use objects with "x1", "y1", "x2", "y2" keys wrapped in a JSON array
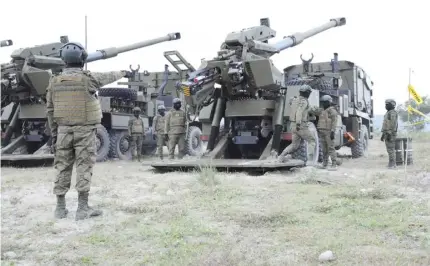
[
  {"x1": 96, "y1": 124, "x2": 110, "y2": 162},
  {"x1": 291, "y1": 122, "x2": 320, "y2": 165},
  {"x1": 109, "y1": 130, "x2": 132, "y2": 160},
  {"x1": 98, "y1": 87, "x2": 137, "y2": 101},
  {"x1": 185, "y1": 126, "x2": 203, "y2": 156},
  {"x1": 351, "y1": 124, "x2": 369, "y2": 158}
]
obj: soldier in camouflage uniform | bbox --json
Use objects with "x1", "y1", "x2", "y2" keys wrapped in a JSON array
[
  {"x1": 278, "y1": 85, "x2": 315, "y2": 162},
  {"x1": 164, "y1": 98, "x2": 187, "y2": 159},
  {"x1": 152, "y1": 105, "x2": 167, "y2": 160},
  {"x1": 128, "y1": 107, "x2": 144, "y2": 161},
  {"x1": 381, "y1": 99, "x2": 398, "y2": 169},
  {"x1": 313, "y1": 95, "x2": 338, "y2": 170},
  {"x1": 46, "y1": 42, "x2": 125, "y2": 220}
]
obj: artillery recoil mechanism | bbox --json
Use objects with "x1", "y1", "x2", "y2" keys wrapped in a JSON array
[
  {"x1": 151, "y1": 17, "x2": 354, "y2": 174},
  {"x1": 1, "y1": 33, "x2": 182, "y2": 166}
]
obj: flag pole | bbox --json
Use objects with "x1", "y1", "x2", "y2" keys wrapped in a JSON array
[
  {"x1": 84, "y1": 15, "x2": 88, "y2": 70},
  {"x1": 404, "y1": 68, "x2": 412, "y2": 175}
]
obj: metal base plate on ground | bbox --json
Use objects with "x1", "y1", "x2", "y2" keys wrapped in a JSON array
[
  {"x1": 151, "y1": 158, "x2": 305, "y2": 174},
  {"x1": 1, "y1": 154, "x2": 54, "y2": 167}
]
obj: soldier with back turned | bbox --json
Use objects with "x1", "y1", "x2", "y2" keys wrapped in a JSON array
[
  {"x1": 381, "y1": 99, "x2": 398, "y2": 169},
  {"x1": 46, "y1": 42, "x2": 125, "y2": 220}
]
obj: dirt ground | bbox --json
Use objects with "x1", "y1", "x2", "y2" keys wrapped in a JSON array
[{"x1": 1, "y1": 135, "x2": 430, "y2": 266}]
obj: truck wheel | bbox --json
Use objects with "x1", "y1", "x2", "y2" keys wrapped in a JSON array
[
  {"x1": 98, "y1": 87, "x2": 137, "y2": 101},
  {"x1": 292, "y1": 122, "x2": 320, "y2": 165},
  {"x1": 185, "y1": 126, "x2": 203, "y2": 156},
  {"x1": 96, "y1": 124, "x2": 110, "y2": 162},
  {"x1": 351, "y1": 125, "x2": 369, "y2": 158},
  {"x1": 109, "y1": 130, "x2": 132, "y2": 160}
]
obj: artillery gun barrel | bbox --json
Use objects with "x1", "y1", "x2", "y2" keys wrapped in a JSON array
[
  {"x1": 1, "y1": 39, "x2": 13, "y2": 47},
  {"x1": 274, "y1": 17, "x2": 346, "y2": 51},
  {"x1": 86, "y1": 33, "x2": 181, "y2": 62}
]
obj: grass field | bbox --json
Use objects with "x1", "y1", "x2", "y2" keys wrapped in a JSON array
[{"x1": 1, "y1": 135, "x2": 430, "y2": 265}]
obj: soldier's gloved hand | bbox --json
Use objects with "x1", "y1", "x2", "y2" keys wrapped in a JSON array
[
  {"x1": 386, "y1": 133, "x2": 391, "y2": 142},
  {"x1": 296, "y1": 123, "x2": 301, "y2": 131},
  {"x1": 330, "y1": 131, "x2": 335, "y2": 140},
  {"x1": 51, "y1": 136, "x2": 57, "y2": 154},
  {"x1": 380, "y1": 134, "x2": 385, "y2": 142}
]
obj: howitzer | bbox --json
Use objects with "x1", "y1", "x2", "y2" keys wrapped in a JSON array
[
  {"x1": 151, "y1": 17, "x2": 347, "y2": 174},
  {"x1": 1, "y1": 33, "x2": 181, "y2": 164},
  {"x1": 1, "y1": 39, "x2": 13, "y2": 47}
]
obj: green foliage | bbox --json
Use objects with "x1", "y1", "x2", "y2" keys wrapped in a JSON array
[{"x1": 397, "y1": 95, "x2": 430, "y2": 131}]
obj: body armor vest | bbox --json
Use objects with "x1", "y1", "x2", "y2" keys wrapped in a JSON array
[
  {"x1": 52, "y1": 74, "x2": 102, "y2": 126},
  {"x1": 168, "y1": 110, "x2": 186, "y2": 134},
  {"x1": 382, "y1": 110, "x2": 398, "y2": 133},
  {"x1": 131, "y1": 118, "x2": 144, "y2": 134},
  {"x1": 154, "y1": 115, "x2": 166, "y2": 134},
  {"x1": 317, "y1": 107, "x2": 336, "y2": 130},
  {"x1": 289, "y1": 96, "x2": 309, "y2": 122}
]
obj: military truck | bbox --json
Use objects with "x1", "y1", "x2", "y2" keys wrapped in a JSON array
[
  {"x1": 1, "y1": 33, "x2": 182, "y2": 165},
  {"x1": 151, "y1": 17, "x2": 349, "y2": 174}
]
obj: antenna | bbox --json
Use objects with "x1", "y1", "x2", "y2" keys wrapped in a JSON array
[{"x1": 85, "y1": 15, "x2": 88, "y2": 70}]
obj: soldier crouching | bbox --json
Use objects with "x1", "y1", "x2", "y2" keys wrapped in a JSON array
[
  {"x1": 128, "y1": 107, "x2": 144, "y2": 162},
  {"x1": 153, "y1": 105, "x2": 167, "y2": 160},
  {"x1": 164, "y1": 98, "x2": 187, "y2": 159}
]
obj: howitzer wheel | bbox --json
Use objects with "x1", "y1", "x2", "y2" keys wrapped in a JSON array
[
  {"x1": 185, "y1": 126, "x2": 203, "y2": 156},
  {"x1": 98, "y1": 87, "x2": 137, "y2": 101},
  {"x1": 109, "y1": 130, "x2": 132, "y2": 160},
  {"x1": 96, "y1": 125, "x2": 110, "y2": 162},
  {"x1": 351, "y1": 124, "x2": 369, "y2": 158}
]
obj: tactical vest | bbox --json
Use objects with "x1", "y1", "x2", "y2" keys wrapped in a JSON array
[
  {"x1": 168, "y1": 110, "x2": 186, "y2": 134},
  {"x1": 317, "y1": 107, "x2": 336, "y2": 130},
  {"x1": 382, "y1": 110, "x2": 398, "y2": 132},
  {"x1": 52, "y1": 74, "x2": 102, "y2": 126},
  {"x1": 289, "y1": 96, "x2": 309, "y2": 122},
  {"x1": 131, "y1": 118, "x2": 144, "y2": 134},
  {"x1": 154, "y1": 115, "x2": 166, "y2": 134}
]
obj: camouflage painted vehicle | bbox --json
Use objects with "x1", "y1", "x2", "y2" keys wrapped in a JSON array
[
  {"x1": 1, "y1": 33, "x2": 181, "y2": 165},
  {"x1": 151, "y1": 17, "x2": 348, "y2": 174}
]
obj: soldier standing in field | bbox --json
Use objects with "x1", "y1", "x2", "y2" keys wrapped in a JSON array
[
  {"x1": 153, "y1": 105, "x2": 167, "y2": 160},
  {"x1": 313, "y1": 95, "x2": 338, "y2": 170},
  {"x1": 164, "y1": 98, "x2": 187, "y2": 160},
  {"x1": 46, "y1": 42, "x2": 125, "y2": 220},
  {"x1": 128, "y1": 107, "x2": 144, "y2": 162},
  {"x1": 278, "y1": 85, "x2": 316, "y2": 162},
  {"x1": 381, "y1": 99, "x2": 398, "y2": 169}
]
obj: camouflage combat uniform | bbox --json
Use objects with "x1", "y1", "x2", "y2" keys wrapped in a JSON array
[
  {"x1": 165, "y1": 109, "x2": 187, "y2": 159},
  {"x1": 316, "y1": 106, "x2": 338, "y2": 168},
  {"x1": 128, "y1": 116, "x2": 144, "y2": 161},
  {"x1": 382, "y1": 108, "x2": 398, "y2": 167},
  {"x1": 153, "y1": 113, "x2": 166, "y2": 159},
  {"x1": 46, "y1": 68, "x2": 123, "y2": 220},
  {"x1": 279, "y1": 95, "x2": 315, "y2": 159}
]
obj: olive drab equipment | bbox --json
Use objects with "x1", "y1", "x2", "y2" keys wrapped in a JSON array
[
  {"x1": 52, "y1": 75, "x2": 102, "y2": 125},
  {"x1": 130, "y1": 118, "x2": 144, "y2": 134}
]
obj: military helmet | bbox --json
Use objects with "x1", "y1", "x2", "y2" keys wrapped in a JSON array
[
  {"x1": 59, "y1": 42, "x2": 88, "y2": 65},
  {"x1": 157, "y1": 105, "x2": 166, "y2": 110},
  {"x1": 321, "y1": 95, "x2": 333, "y2": 103},
  {"x1": 385, "y1": 99, "x2": 396, "y2": 106},
  {"x1": 299, "y1": 84, "x2": 312, "y2": 92},
  {"x1": 133, "y1": 107, "x2": 141, "y2": 112},
  {"x1": 172, "y1": 98, "x2": 181, "y2": 104}
]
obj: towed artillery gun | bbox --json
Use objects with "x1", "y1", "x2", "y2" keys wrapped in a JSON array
[
  {"x1": 1, "y1": 39, "x2": 13, "y2": 47},
  {"x1": 1, "y1": 33, "x2": 181, "y2": 166},
  {"x1": 151, "y1": 17, "x2": 347, "y2": 174}
]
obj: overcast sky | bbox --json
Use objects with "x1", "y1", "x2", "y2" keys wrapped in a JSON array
[{"x1": 1, "y1": 0, "x2": 428, "y2": 115}]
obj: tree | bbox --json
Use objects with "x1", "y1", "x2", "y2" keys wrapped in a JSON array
[{"x1": 397, "y1": 95, "x2": 430, "y2": 131}]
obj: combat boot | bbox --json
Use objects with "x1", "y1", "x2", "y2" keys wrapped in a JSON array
[
  {"x1": 138, "y1": 155, "x2": 142, "y2": 162},
  {"x1": 75, "y1": 192, "x2": 103, "y2": 221},
  {"x1": 328, "y1": 161, "x2": 338, "y2": 171},
  {"x1": 387, "y1": 160, "x2": 397, "y2": 169},
  {"x1": 54, "y1": 195, "x2": 68, "y2": 219}
]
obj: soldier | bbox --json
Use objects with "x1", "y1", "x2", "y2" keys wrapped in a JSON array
[
  {"x1": 46, "y1": 42, "x2": 124, "y2": 220},
  {"x1": 278, "y1": 85, "x2": 315, "y2": 162},
  {"x1": 314, "y1": 95, "x2": 338, "y2": 170},
  {"x1": 164, "y1": 98, "x2": 187, "y2": 159},
  {"x1": 381, "y1": 99, "x2": 398, "y2": 169},
  {"x1": 128, "y1": 107, "x2": 144, "y2": 161},
  {"x1": 153, "y1": 105, "x2": 167, "y2": 160}
]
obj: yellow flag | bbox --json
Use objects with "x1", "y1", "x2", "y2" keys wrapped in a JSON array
[
  {"x1": 408, "y1": 84, "x2": 423, "y2": 105},
  {"x1": 407, "y1": 105, "x2": 430, "y2": 119}
]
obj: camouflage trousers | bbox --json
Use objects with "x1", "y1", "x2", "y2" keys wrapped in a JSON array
[
  {"x1": 168, "y1": 133, "x2": 185, "y2": 159},
  {"x1": 156, "y1": 134, "x2": 166, "y2": 158},
  {"x1": 130, "y1": 134, "x2": 143, "y2": 158},
  {"x1": 281, "y1": 123, "x2": 315, "y2": 155},
  {"x1": 318, "y1": 130, "x2": 337, "y2": 165},
  {"x1": 53, "y1": 125, "x2": 96, "y2": 195},
  {"x1": 385, "y1": 133, "x2": 396, "y2": 163}
]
